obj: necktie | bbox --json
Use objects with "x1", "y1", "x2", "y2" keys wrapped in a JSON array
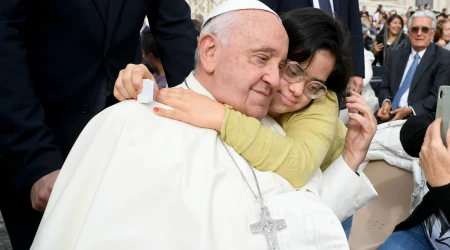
[
  {"x1": 391, "y1": 53, "x2": 420, "y2": 110},
  {"x1": 318, "y1": 0, "x2": 333, "y2": 16},
  {"x1": 91, "y1": 0, "x2": 110, "y2": 117}
]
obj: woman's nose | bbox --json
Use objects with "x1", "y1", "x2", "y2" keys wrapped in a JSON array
[{"x1": 289, "y1": 81, "x2": 305, "y2": 97}]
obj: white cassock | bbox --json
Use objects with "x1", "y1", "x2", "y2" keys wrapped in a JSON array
[{"x1": 31, "y1": 72, "x2": 377, "y2": 250}]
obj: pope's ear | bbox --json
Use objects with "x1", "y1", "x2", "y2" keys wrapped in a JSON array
[{"x1": 198, "y1": 34, "x2": 218, "y2": 74}]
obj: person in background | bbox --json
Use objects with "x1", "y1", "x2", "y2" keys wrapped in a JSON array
[
  {"x1": 141, "y1": 30, "x2": 167, "y2": 89},
  {"x1": 442, "y1": 8, "x2": 449, "y2": 17},
  {"x1": 424, "y1": 3, "x2": 431, "y2": 10},
  {"x1": 402, "y1": 14, "x2": 410, "y2": 33},
  {"x1": 418, "y1": 5, "x2": 424, "y2": 11},
  {"x1": 192, "y1": 19, "x2": 202, "y2": 38},
  {"x1": 195, "y1": 13, "x2": 204, "y2": 24},
  {"x1": 376, "y1": 10, "x2": 450, "y2": 123},
  {"x1": 362, "y1": 23, "x2": 374, "y2": 51},
  {"x1": 373, "y1": 5, "x2": 384, "y2": 26},
  {"x1": 434, "y1": 19, "x2": 450, "y2": 50},
  {"x1": 375, "y1": 13, "x2": 388, "y2": 31},
  {"x1": 406, "y1": 6, "x2": 414, "y2": 17},
  {"x1": 437, "y1": 14, "x2": 446, "y2": 21},
  {"x1": 389, "y1": 9, "x2": 398, "y2": 16},
  {"x1": 381, "y1": 117, "x2": 450, "y2": 249},
  {"x1": 373, "y1": 14, "x2": 408, "y2": 66},
  {"x1": 361, "y1": 5, "x2": 369, "y2": 17}
]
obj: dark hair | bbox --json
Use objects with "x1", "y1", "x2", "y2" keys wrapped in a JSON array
[
  {"x1": 387, "y1": 14, "x2": 404, "y2": 28},
  {"x1": 192, "y1": 19, "x2": 202, "y2": 37},
  {"x1": 434, "y1": 19, "x2": 450, "y2": 42},
  {"x1": 376, "y1": 5, "x2": 383, "y2": 13},
  {"x1": 281, "y1": 8, "x2": 352, "y2": 95},
  {"x1": 141, "y1": 30, "x2": 160, "y2": 58}
]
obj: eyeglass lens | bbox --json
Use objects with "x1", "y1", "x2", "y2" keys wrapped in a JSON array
[
  {"x1": 411, "y1": 26, "x2": 431, "y2": 34},
  {"x1": 283, "y1": 63, "x2": 326, "y2": 99}
]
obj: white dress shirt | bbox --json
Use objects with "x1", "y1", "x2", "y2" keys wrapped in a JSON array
[{"x1": 312, "y1": 0, "x2": 335, "y2": 16}]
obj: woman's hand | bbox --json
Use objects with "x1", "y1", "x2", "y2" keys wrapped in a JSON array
[
  {"x1": 372, "y1": 42, "x2": 384, "y2": 55},
  {"x1": 114, "y1": 64, "x2": 156, "y2": 101},
  {"x1": 342, "y1": 90, "x2": 377, "y2": 171},
  {"x1": 419, "y1": 118, "x2": 450, "y2": 187},
  {"x1": 154, "y1": 88, "x2": 226, "y2": 131}
]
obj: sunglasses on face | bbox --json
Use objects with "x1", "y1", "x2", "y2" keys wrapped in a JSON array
[
  {"x1": 409, "y1": 26, "x2": 433, "y2": 34},
  {"x1": 280, "y1": 61, "x2": 328, "y2": 99}
]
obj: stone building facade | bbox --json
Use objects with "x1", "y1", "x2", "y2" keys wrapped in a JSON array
[{"x1": 186, "y1": 0, "x2": 224, "y2": 22}]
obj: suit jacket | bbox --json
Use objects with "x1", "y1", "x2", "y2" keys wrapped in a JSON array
[
  {"x1": 378, "y1": 43, "x2": 450, "y2": 116},
  {"x1": 0, "y1": 0, "x2": 197, "y2": 191},
  {"x1": 261, "y1": 0, "x2": 365, "y2": 78}
]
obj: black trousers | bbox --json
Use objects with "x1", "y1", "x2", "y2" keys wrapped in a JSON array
[
  {"x1": 399, "y1": 112, "x2": 435, "y2": 158},
  {"x1": 0, "y1": 163, "x2": 43, "y2": 250}
]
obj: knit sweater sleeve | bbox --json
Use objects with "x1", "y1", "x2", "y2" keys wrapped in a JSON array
[{"x1": 220, "y1": 91, "x2": 341, "y2": 188}]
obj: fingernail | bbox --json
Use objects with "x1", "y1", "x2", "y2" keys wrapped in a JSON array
[
  {"x1": 135, "y1": 88, "x2": 140, "y2": 92},
  {"x1": 153, "y1": 107, "x2": 159, "y2": 112}
]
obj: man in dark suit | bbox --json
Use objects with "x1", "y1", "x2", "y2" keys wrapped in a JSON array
[
  {"x1": 376, "y1": 10, "x2": 450, "y2": 124},
  {"x1": 261, "y1": 0, "x2": 365, "y2": 93},
  {"x1": 0, "y1": 0, "x2": 197, "y2": 249}
]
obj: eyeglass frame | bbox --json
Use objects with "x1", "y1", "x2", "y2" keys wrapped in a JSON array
[
  {"x1": 280, "y1": 60, "x2": 328, "y2": 99},
  {"x1": 409, "y1": 26, "x2": 434, "y2": 34}
]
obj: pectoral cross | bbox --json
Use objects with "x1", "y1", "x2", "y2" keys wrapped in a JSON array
[{"x1": 250, "y1": 205, "x2": 287, "y2": 250}]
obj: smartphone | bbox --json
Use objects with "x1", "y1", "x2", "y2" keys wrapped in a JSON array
[{"x1": 436, "y1": 86, "x2": 450, "y2": 146}]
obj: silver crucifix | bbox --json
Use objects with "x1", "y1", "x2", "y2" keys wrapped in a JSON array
[{"x1": 250, "y1": 205, "x2": 287, "y2": 250}]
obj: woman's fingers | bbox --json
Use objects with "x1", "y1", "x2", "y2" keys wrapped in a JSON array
[{"x1": 153, "y1": 107, "x2": 180, "y2": 120}]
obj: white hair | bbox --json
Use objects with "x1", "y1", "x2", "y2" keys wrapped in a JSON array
[
  {"x1": 408, "y1": 10, "x2": 437, "y2": 30},
  {"x1": 194, "y1": 11, "x2": 239, "y2": 67}
]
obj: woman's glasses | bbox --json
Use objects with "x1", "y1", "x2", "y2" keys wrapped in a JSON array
[
  {"x1": 281, "y1": 61, "x2": 327, "y2": 99},
  {"x1": 409, "y1": 26, "x2": 433, "y2": 34}
]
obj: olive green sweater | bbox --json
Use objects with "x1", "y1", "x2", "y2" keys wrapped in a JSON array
[{"x1": 220, "y1": 91, "x2": 347, "y2": 188}]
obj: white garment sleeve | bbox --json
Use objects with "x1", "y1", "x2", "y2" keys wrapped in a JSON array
[{"x1": 320, "y1": 156, "x2": 378, "y2": 222}]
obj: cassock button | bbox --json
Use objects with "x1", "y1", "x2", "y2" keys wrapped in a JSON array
[{"x1": 80, "y1": 105, "x2": 90, "y2": 114}]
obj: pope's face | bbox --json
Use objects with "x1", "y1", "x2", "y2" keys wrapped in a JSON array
[{"x1": 213, "y1": 10, "x2": 289, "y2": 120}]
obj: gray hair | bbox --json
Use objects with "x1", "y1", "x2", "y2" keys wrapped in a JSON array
[
  {"x1": 408, "y1": 10, "x2": 437, "y2": 30},
  {"x1": 194, "y1": 11, "x2": 239, "y2": 67}
]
